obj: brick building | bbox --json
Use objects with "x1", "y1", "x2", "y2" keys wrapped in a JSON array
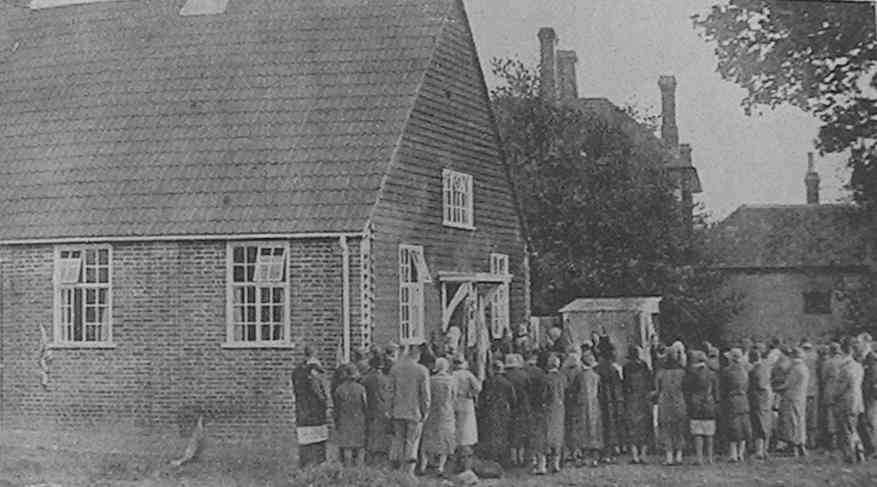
[
  {"x1": 707, "y1": 154, "x2": 874, "y2": 343},
  {"x1": 0, "y1": 0, "x2": 528, "y2": 443}
]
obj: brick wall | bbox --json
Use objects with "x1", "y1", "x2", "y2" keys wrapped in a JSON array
[{"x1": 0, "y1": 237, "x2": 362, "y2": 444}]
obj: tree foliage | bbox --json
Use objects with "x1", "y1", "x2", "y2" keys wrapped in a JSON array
[
  {"x1": 693, "y1": 0, "x2": 877, "y2": 208},
  {"x1": 490, "y1": 58, "x2": 740, "y2": 345}
]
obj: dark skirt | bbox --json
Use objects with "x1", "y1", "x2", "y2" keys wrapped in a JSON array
[{"x1": 726, "y1": 413, "x2": 752, "y2": 442}]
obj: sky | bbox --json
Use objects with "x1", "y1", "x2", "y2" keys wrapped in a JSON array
[{"x1": 464, "y1": 0, "x2": 853, "y2": 221}]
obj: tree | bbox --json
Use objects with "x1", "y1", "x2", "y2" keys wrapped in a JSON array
[
  {"x1": 491, "y1": 58, "x2": 740, "y2": 345},
  {"x1": 693, "y1": 1, "x2": 877, "y2": 208}
]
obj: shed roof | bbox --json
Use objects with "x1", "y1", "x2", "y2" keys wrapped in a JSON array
[
  {"x1": 706, "y1": 204, "x2": 872, "y2": 269},
  {"x1": 0, "y1": 0, "x2": 453, "y2": 241},
  {"x1": 559, "y1": 296, "x2": 662, "y2": 314}
]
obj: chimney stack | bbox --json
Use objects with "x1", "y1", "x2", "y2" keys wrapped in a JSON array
[
  {"x1": 658, "y1": 75, "x2": 679, "y2": 148},
  {"x1": 556, "y1": 50, "x2": 578, "y2": 101},
  {"x1": 538, "y1": 27, "x2": 557, "y2": 102},
  {"x1": 805, "y1": 152, "x2": 820, "y2": 204}
]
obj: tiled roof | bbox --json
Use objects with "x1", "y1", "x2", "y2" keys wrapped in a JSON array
[
  {"x1": 0, "y1": 0, "x2": 452, "y2": 240},
  {"x1": 706, "y1": 204, "x2": 872, "y2": 269}
]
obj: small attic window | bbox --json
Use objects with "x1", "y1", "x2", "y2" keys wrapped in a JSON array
[
  {"x1": 180, "y1": 0, "x2": 229, "y2": 16},
  {"x1": 30, "y1": 0, "x2": 121, "y2": 9}
]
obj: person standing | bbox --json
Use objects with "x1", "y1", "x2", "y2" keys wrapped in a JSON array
[
  {"x1": 684, "y1": 350, "x2": 718, "y2": 465},
  {"x1": 801, "y1": 340, "x2": 820, "y2": 450},
  {"x1": 420, "y1": 357, "x2": 457, "y2": 476},
  {"x1": 835, "y1": 338, "x2": 865, "y2": 463},
  {"x1": 527, "y1": 351, "x2": 550, "y2": 474},
  {"x1": 477, "y1": 360, "x2": 517, "y2": 464},
  {"x1": 722, "y1": 348, "x2": 752, "y2": 462},
  {"x1": 362, "y1": 355, "x2": 393, "y2": 464},
  {"x1": 623, "y1": 345, "x2": 653, "y2": 464},
  {"x1": 776, "y1": 347, "x2": 810, "y2": 457},
  {"x1": 821, "y1": 342, "x2": 843, "y2": 451},
  {"x1": 389, "y1": 345, "x2": 431, "y2": 476},
  {"x1": 538, "y1": 354, "x2": 567, "y2": 474},
  {"x1": 333, "y1": 363, "x2": 368, "y2": 466},
  {"x1": 656, "y1": 348, "x2": 687, "y2": 466},
  {"x1": 572, "y1": 350, "x2": 604, "y2": 467},
  {"x1": 453, "y1": 357, "x2": 482, "y2": 472},
  {"x1": 291, "y1": 347, "x2": 329, "y2": 468},
  {"x1": 749, "y1": 345, "x2": 773, "y2": 460},
  {"x1": 504, "y1": 353, "x2": 531, "y2": 467},
  {"x1": 597, "y1": 347, "x2": 625, "y2": 463},
  {"x1": 858, "y1": 335, "x2": 877, "y2": 458}
]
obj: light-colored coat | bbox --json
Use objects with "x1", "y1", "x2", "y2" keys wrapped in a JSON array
[
  {"x1": 389, "y1": 357, "x2": 431, "y2": 422},
  {"x1": 834, "y1": 356, "x2": 864, "y2": 416},
  {"x1": 777, "y1": 358, "x2": 809, "y2": 445},
  {"x1": 422, "y1": 372, "x2": 457, "y2": 456},
  {"x1": 453, "y1": 369, "x2": 482, "y2": 447}
]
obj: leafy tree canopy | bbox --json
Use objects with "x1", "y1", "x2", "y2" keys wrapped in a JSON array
[
  {"x1": 693, "y1": 0, "x2": 877, "y2": 207},
  {"x1": 490, "y1": 58, "x2": 740, "y2": 344}
]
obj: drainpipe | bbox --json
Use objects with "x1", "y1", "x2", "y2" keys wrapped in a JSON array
[{"x1": 339, "y1": 236, "x2": 351, "y2": 363}]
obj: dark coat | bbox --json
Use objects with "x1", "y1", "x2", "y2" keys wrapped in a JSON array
[
  {"x1": 477, "y1": 373, "x2": 517, "y2": 461},
  {"x1": 333, "y1": 380, "x2": 367, "y2": 448},
  {"x1": 389, "y1": 357, "x2": 431, "y2": 422},
  {"x1": 292, "y1": 363, "x2": 328, "y2": 427},
  {"x1": 543, "y1": 369, "x2": 567, "y2": 451},
  {"x1": 597, "y1": 360, "x2": 625, "y2": 447},
  {"x1": 361, "y1": 370, "x2": 393, "y2": 453},
  {"x1": 566, "y1": 364, "x2": 603, "y2": 451},
  {"x1": 863, "y1": 352, "x2": 877, "y2": 404},
  {"x1": 722, "y1": 362, "x2": 750, "y2": 415},
  {"x1": 623, "y1": 359, "x2": 653, "y2": 441},
  {"x1": 683, "y1": 364, "x2": 718, "y2": 420},
  {"x1": 505, "y1": 366, "x2": 531, "y2": 448}
]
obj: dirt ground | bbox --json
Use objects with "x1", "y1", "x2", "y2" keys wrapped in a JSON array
[{"x1": 3, "y1": 440, "x2": 877, "y2": 487}]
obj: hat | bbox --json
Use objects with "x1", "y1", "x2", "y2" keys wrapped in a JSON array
[
  {"x1": 690, "y1": 350, "x2": 707, "y2": 364},
  {"x1": 306, "y1": 356, "x2": 324, "y2": 372},
  {"x1": 504, "y1": 353, "x2": 523, "y2": 369},
  {"x1": 801, "y1": 341, "x2": 814, "y2": 350},
  {"x1": 724, "y1": 348, "x2": 743, "y2": 362}
]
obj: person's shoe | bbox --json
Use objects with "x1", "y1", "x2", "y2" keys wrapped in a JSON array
[{"x1": 531, "y1": 467, "x2": 547, "y2": 475}]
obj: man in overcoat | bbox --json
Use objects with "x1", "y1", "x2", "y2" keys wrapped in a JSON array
[
  {"x1": 292, "y1": 346, "x2": 329, "y2": 468},
  {"x1": 389, "y1": 345, "x2": 431, "y2": 476}
]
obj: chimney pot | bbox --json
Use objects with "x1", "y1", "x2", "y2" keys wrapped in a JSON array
[
  {"x1": 658, "y1": 75, "x2": 679, "y2": 148},
  {"x1": 556, "y1": 50, "x2": 578, "y2": 101},
  {"x1": 538, "y1": 27, "x2": 558, "y2": 102},
  {"x1": 679, "y1": 143, "x2": 692, "y2": 166},
  {"x1": 805, "y1": 152, "x2": 820, "y2": 204}
]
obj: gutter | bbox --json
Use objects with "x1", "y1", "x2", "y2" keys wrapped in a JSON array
[
  {"x1": 339, "y1": 236, "x2": 351, "y2": 363},
  {"x1": 0, "y1": 232, "x2": 365, "y2": 246}
]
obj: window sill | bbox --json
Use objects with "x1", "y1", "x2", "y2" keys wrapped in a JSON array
[
  {"x1": 221, "y1": 342, "x2": 295, "y2": 350},
  {"x1": 442, "y1": 222, "x2": 476, "y2": 231},
  {"x1": 49, "y1": 342, "x2": 117, "y2": 350}
]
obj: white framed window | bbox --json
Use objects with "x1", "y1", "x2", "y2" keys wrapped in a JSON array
[
  {"x1": 399, "y1": 244, "x2": 429, "y2": 345},
  {"x1": 443, "y1": 169, "x2": 474, "y2": 229},
  {"x1": 489, "y1": 253, "x2": 510, "y2": 338},
  {"x1": 226, "y1": 242, "x2": 291, "y2": 346},
  {"x1": 53, "y1": 246, "x2": 112, "y2": 345}
]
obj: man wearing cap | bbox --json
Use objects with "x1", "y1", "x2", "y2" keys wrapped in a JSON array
[
  {"x1": 389, "y1": 344, "x2": 431, "y2": 476},
  {"x1": 291, "y1": 345, "x2": 329, "y2": 468}
]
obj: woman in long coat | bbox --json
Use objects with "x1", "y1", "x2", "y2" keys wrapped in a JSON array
[
  {"x1": 361, "y1": 355, "x2": 393, "y2": 464},
  {"x1": 776, "y1": 347, "x2": 810, "y2": 456},
  {"x1": 748, "y1": 345, "x2": 773, "y2": 460},
  {"x1": 504, "y1": 354, "x2": 531, "y2": 466},
  {"x1": 420, "y1": 358, "x2": 457, "y2": 475},
  {"x1": 477, "y1": 360, "x2": 517, "y2": 463},
  {"x1": 597, "y1": 348, "x2": 625, "y2": 461},
  {"x1": 623, "y1": 345, "x2": 652, "y2": 464},
  {"x1": 568, "y1": 350, "x2": 604, "y2": 467},
  {"x1": 722, "y1": 348, "x2": 751, "y2": 462},
  {"x1": 535, "y1": 354, "x2": 566, "y2": 474},
  {"x1": 656, "y1": 348, "x2": 687, "y2": 466},
  {"x1": 333, "y1": 363, "x2": 368, "y2": 466},
  {"x1": 453, "y1": 358, "x2": 482, "y2": 471}
]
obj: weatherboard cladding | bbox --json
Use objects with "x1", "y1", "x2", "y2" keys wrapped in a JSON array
[{"x1": 0, "y1": 0, "x2": 453, "y2": 240}]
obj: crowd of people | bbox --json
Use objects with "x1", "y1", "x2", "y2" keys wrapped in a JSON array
[{"x1": 291, "y1": 326, "x2": 877, "y2": 478}]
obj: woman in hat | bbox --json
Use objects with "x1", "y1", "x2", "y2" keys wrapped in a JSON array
[
  {"x1": 597, "y1": 346, "x2": 625, "y2": 463},
  {"x1": 420, "y1": 357, "x2": 457, "y2": 476},
  {"x1": 722, "y1": 348, "x2": 752, "y2": 462},
  {"x1": 453, "y1": 357, "x2": 482, "y2": 472},
  {"x1": 333, "y1": 363, "x2": 368, "y2": 466},
  {"x1": 291, "y1": 347, "x2": 329, "y2": 468},
  {"x1": 623, "y1": 345, "x2": 653, "y2": 464},
  {"x1": 477, "y1": 360, "x2": 517, "y2": 464},
  {"x1": 570, "y1": 349, "x2": 604, "y2": 467},
  {"x1": 504, "y1": 353, "x2": 531, "y2": 466},
  {"x1": 776, "y1": 347, "x2": 810, "y2": 456},
  {"x1": 534, "y1": 354, "x2": 566, "y2": 474},
  {"x1": 684, "y1": 350, "x2": 718, "y2": 465},
  {"x1": 748, "y1": 344, "x2": 773, "y2": 460},
  {"x1": 362, "y1": 354, "x2": 393, "y2": 465},
  {"x1": 656, "y1": 346, "x2": 688, "y2": 465}
]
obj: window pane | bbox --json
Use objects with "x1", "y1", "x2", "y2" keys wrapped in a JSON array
[
  {"x1": 98, "y1": 267, "x2": 109, "y2": 283},
  {"x1": 273, "y1": 325, "x2": 282, "y2": 341},
  {"x1": 273, "y1": 305, "x2": 283, "y2": 323},
  {"x1": 233, "y1": 246, "x2": 245, "y2": 264},
  {"x1": 246, "y1": 287, "x2": 256, "y2": 304},
  {"x1": 98, "y1": 288, "x2": 107, "y2": 304},
  {"x1": 85, "y1": 249, "x2": 96, "y2": 265},
  {"x1": 246, "y1": 306, "x2": 256, "y2": 322},
  {"x1": 246, "y1": 265, "x2": 255, "y2": 282},
  {"x1": 235, "y1": 325, "x2": 244, "y2": 341},
  {"x1": 233, "y1": 265, "x2": 245, "y2": 282},
  {"x1": 85, "y1": 325, "x2": 97, "y2": 342},
  {"x1": 85, "y1": 289, "x2": 96, "y2": 305},
  {"x1": 261, "y1": 324, "x2": 271, "y2": 341},
  {"x1": 86, "y1": 307, "x2": 96, "y2": 323},
  {"x1": 98, "y1": 249, "x2": 109, "y2": 265},
  {"x1": 272, "y1": 288, "x2": 283, "y2": 303},
  {"x1": 246, "y1": 324, "x2": 256, "y2": 341},
  {"x1": 234, "y1": 306, "x2": 243, "y2": 323},
  {"x1": 85, "y1": 267, "x2": 96, "y2": 283},
  {"x1": 260, "y1": 288, "x2": 270, "y2": 304},
  {"x1": 246, "y1": 247, "x2": 257, "y2": 263},
  {"x1": 261, "y1": 306, "x2": 271, "y2": 322}
]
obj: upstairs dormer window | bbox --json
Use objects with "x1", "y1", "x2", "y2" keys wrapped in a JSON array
[{"x1": 443, "y1": 169, "x2": 474, "y2": 229}]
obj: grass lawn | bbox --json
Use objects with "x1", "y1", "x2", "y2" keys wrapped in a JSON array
[{"x1": 2, "y1": 441, "x2": 877, "y2": 487}]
